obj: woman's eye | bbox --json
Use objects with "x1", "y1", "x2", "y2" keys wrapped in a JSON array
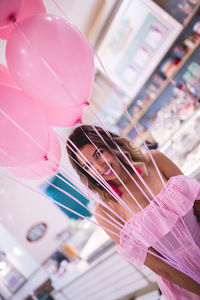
[{"x1": 96, "y1": 150, "x2": 103, "y2": 158}]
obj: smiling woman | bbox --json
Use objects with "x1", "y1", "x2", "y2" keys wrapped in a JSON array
[
  {"x1": 66, "y1": 124, "x2": 147, "y2": 205},
  {"x1": 66, "y1": 124, "x2": 200, "y2": 299}
]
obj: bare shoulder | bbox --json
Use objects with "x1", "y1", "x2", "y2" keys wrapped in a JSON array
[
  {"x1": 145, "y1": 149, "x2": 163, "y2": 169},
  {"x1": 145, "y1": 149, "x2": 163, "y2": 162},
  {"x1": 145, "y1": 150, "x2": 183, "y2": 179}
]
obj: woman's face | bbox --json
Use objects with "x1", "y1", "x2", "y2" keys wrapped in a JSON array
[{"x1": 76, "y1": 144, "x2": 123, "y2": 183}]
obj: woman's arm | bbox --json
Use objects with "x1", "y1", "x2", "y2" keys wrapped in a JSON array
[{"x1": 145, "y1": 248, "x2": 200, "y2": 295}]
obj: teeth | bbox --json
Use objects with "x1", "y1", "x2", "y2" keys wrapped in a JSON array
[{"x1": 104, "y1": 167, "x2": 112, "y2": 176}]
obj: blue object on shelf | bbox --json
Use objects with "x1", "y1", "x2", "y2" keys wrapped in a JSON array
[{"x1": 41, "y1": 173, "x2": 91, "y2": 220}]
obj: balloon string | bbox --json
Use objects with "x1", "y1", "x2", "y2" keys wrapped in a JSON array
[
  {"x1": 9, "y1": 18, "x2": 200, "y2": 254},
  {"x1": 3, "y1": 170, "x2": 196, "y2": 278},
  {"x1": 65, "y1": 138, "x2": 189, "y2": 261},
  {"x1": 76, "y1": 129, "x2": 190, "y2": 253},
  {"x1": 1, "y1": 146, "x2": 186, "y2": 268},
  {"x1": 2, "y1": 142, "x2": 199, "y2": 279},
  {"x1": 86, "y1": 117, "x2": 200, "y2": 256},
  {"x1": 83, "y1": 112, "x2": 199, "y2": 253},
  {"x1": 4, "y1": 169, "x2": 198, "y2": 280},
  {"x1": 50, "y1": 0, "x2": 69, "y2": 20},
  {"x1": 59, "y1": 130, "x2": 196, "y2": 260}
]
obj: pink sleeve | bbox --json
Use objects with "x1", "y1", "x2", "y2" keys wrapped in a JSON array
[
  {"x1": 117, "y1": 238, "x2": 147, "y2": 269},
  {"x1": 168, "y1": 176, "x2": 200, "y2": 216}
]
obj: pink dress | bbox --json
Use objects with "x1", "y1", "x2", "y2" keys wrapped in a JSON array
[{"x1": 118, "y1": 175, "x2": 200, "y2": 299}]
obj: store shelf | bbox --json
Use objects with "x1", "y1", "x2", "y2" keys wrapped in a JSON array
[
  {"x1": 121, "y1": 37, "x2": 200, "y2": 137},
  {"x1": 160, "y1": 106, "x2": 200, "y2": 152},
  {"x1": 158, "y1": 106, "x2": 200, "y2": 179},
  {"x1": 182, "y1": 1, "x2": 200, "y2": 27},
  {"x1": 109, "y1": 2, "x2": 200, "y2": 133}
]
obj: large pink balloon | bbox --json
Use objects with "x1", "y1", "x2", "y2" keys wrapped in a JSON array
[
  {"x1": 0, "y1": 84, "x2": 49, "y2": 167},
  {"x1": 0, "y1": 0, "x2": 24, "y2": 28},
  {"x1": 6, "y1": 128, "x2": 61, "y2": 179},
  {"x1": 0, "y1": 64, "x2": 16, "y2": 86},
  {"x1": 0, "y1": 0, "x2": 46, "y2": 40},
  {"x1": 6, "y1": 14, "x2": 94, "y2": 110}
]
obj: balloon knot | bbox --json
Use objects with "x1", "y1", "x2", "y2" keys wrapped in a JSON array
[
  {"x1": 8, "y1": 14, "x2": 16, "y2": 23},
  {"x1": 76, "y1": 118, "x2": 82, "y2": 124},
  {"x1": 83, "y1": 101, "x2": 89, "y2": 106},
  {"x1": 44, "y1": 154, "x2": 48, "y2": 161}
]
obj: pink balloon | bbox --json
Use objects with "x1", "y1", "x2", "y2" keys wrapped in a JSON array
[
  {"x1": 0, "y1": 0, "x2": 46, "y2": 40},
  {"x1": 0, "y1": 0, "x2": 24, "y2": 28},
  {"x1": 0, "y1": 65, "x2": 85, "y2": 127},
  {"x1": 37, "y1": 101, "x2": 88, "y2": 127},
  {"x1": 0, "y1": 64, "x2": 16, "y2": 86},
  {"x1": 0, "y1": 84, "x2": 49, "y2": 167},
  {"x1": 6, "y1": 14, "x2": 94, "y2": 110},
  {"x1": 6, "y1": 128, "x2": 61, "y2": 179}
]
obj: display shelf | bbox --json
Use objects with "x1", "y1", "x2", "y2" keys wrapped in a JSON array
[
  {"x1": 111, "y1": 2, "x2": 200, "y2": 128},
  {"x1": 159, "y1": 106, "x2": 200, "y2": 153},
  {"x1": 121, "y1": 37, "x2": 200, "y2": 137},
  {"x1": 183, "y1": 1, "x2": 200, "y2": 27},
  {"x1": 153, "y1": 0, "x2": 200, "y2": 25},
  {"x1": 96, "y1": 0, "x2": 183, "y2": 116},
  {"x1": 158, "y1": 106, "x2": 200, "y2": 179}
]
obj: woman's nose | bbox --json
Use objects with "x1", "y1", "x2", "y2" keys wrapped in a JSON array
[{"x1": 93, "y1": 161, "x2": 104, "y2": 174}]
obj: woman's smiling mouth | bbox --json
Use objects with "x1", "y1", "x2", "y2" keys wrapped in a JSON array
[{"x1": 103, "y1": 166, "x2": 114, "y2": 176}]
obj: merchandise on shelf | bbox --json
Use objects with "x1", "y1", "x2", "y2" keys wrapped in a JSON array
[
  {"x1": 153, "y1": 0, "x2": 199, "y2": 24},
  {"x1": 116, "y1": 10, "x2": 200, "y2": 137}
]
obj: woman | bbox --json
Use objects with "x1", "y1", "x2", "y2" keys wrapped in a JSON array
[{"x1": 66, "y1": 125, "x2": 200, "y2": 299}]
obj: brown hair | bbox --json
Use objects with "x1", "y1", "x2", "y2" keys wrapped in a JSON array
[{"x1": 66, "y1": 125, "x2": 147, "y2": 203}]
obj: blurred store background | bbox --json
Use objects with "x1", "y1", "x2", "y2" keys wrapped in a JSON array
[{"x1": 0, "y1": 0, "x2": 200, "y2": 299}]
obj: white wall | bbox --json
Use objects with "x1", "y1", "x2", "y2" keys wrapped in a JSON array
[
  {"x1": 43, "y1": 0, "x2": 104, "y2": 35},
  {"x1": 0, "y1": 169, "x2": 69, "y2": 264}
]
